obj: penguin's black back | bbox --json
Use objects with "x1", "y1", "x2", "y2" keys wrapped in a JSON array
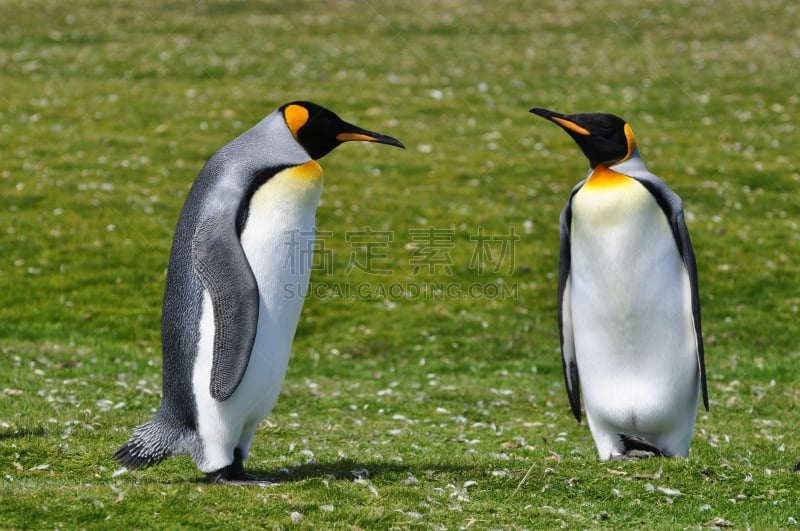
[{"x1": 158, "y1": 160, "x2": 216, "y2": 432}]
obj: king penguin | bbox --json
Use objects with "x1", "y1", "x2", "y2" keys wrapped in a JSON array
[
  {"x1": 114, "y1": 102, "x2": 404, "y2": 484},
  {"x1": 529, "y1": 107, "x2": 708, "y2": 460}
]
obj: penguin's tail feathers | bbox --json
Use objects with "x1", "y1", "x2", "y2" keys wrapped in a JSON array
[{"x1": 114, "y1": 416, "x2": 187, "y2": 469}]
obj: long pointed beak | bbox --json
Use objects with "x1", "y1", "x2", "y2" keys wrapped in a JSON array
[
  {"x1": 336, "y1": 125, "x2": 405, "y2": 149},
  {"x1": 529, "y1": 107, "x2": 591, "y2": 136},
  {"x1": 529, "y1": 107, "x2": 564, "y2": 120}
]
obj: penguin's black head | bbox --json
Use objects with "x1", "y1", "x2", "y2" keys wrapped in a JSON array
[
  {"x1": 280, "y1": 101, "x2": 405, "y2": 160},
  {"x1": 529, "y1": 108, "x2": 636, "y2": 168}
]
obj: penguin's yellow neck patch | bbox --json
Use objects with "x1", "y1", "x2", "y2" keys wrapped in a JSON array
[
  {"x1": 287, "y1": 160, "x2": 323, "y2": 185},
  {"x1": 250, "y1": 160, "x2": 323, "y2": 212},
  {"x1": 584, "y1": 165, "x2": 633, "y2": 190},
  {"x1": 284, "y1": 104, "x2": 309, "y2": 139}
]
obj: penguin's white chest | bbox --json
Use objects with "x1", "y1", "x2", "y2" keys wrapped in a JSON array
[
  {"x1": 191, "y1": 161, "x2": 323, "y2": 471},
  {"x1": 569, "y1": 168, "x2": 696, "y2": 421},
  {"x1": 570, "y1": 171, "x2": 679, "y2": 305},
  {"x1": 235, "y1": 161, "x2": 324, "y2": 408}
]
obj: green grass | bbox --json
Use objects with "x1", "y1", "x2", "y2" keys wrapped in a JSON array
[{"x1": 2, "y1": 0, "x2": 800, "y2": 528}]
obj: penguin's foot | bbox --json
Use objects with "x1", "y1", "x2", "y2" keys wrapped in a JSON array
[
  {"x1": 611, "y1": 449, "x2": 658, "y2": 460},
  {"x1": 206, "y1": 470, "x2": 277, "y2": 486},
  {"x1": 206, "y1": 448, "x2": 277, "y2": 486},
  {"x1": 616, "y1": 433, "x2": 669, "y2": 459}
]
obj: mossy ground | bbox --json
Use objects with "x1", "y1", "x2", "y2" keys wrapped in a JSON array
[{"x1": 2, "y1": 0, "x2": 799, "y2": 528}]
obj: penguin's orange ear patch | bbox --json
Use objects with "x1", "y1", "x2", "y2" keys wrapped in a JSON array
[
  {"x1": 284, "y1": 104, "x2": 310, "y2": 138},
  {"x1": 552, "y1": 116, "x2": 591, "y2": 136},
  {"x1": 622, "y1": 123, "x2": 637, "y2": 162}
]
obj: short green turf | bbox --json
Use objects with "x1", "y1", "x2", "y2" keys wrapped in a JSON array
[{"x1": 2, "y1": 0, "x2": 799, "y2": 528}]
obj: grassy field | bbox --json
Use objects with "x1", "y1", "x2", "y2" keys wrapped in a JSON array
[{"x1": 2, "y1": 0, "x2": 800, "y2": 528}]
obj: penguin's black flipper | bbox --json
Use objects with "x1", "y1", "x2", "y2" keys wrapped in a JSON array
[
  {"x1": 632, "y1": 176, "x2": 708, "y2": 413},
  {"x1": 557, "y1": 184, "x2": 584, "y2": 423},
  {"x1": 794, "y1": 461, "x2": 800, "y2": 473},
  {"x1": 670, "y1": 208, "x2": 708, "y2": 412},
  {"x1": 192, "y1": 215, "x2": 260, "y2": 402},
  {"x1": 618, "y1": 433, "x2": 669, "y2": 458}
]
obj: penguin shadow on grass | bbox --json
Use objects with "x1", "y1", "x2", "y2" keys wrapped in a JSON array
[
  {"x1": 211, "y1": 458, "x2": 471, "y2": 485},
  {"x1": 0, "y1": 426, "x2": 46, "y2": 441}
]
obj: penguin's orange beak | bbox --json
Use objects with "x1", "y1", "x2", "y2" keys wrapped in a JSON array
[
  {"x1": 550, "y1": 116, "x2": 591, "y2": 136},
  {"x1": 336, "y1": 128, "x2": 405, "y2": 148},
  {"x1": 530, "y1": 108, "x2": 591, "y2": 136},
  {"x1": 336, "y1": 132, "x2": 384, "y2": 142}
]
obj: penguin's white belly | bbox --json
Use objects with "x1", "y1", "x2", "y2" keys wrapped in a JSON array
[
  {"x1": 192, "y1": 162, "x2": 323, "y2": 472},
  {"x1": 570, "y1": 177, "x2": 698, "y2": 452}
]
